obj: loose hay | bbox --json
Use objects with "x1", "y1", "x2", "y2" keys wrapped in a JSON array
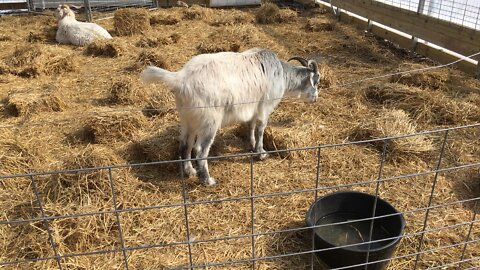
[
  {"x1": 84, "y1": 38, "x2": 128, "y2": 57},
  {"x1": 319, "y1": 62, "x2": 337, "y2": 88},
  {"x1": 197, "y1": 25, "x2": 259, "y2": 54},
  {"x1": 114, "y1": 8, "x2": 151, "y2": 36},
  {"x1": 182, "y1": 5, "x2": 213, "y2": 21},
  {"x1": 0, "y1": 34, "x2": 12, "y2": 41},
  {"x1": 255, "y1": 3, "x2": 280, "y2": 24},
  {"x1": 4, "y1": 91, "x2": 66, "y2": 117},
  {"x1": 278, "y1": 8, "x2": 298, "y2": 22},
  {"x1": 349, "y1": 109, "x2": 434, "y2": 157},
  {"x1": 108, "y1": 77, "x2": 150, "y2": 105},
  {"x1": 255, "y1": 4, "x2": 296, "y2": 24},
  {"x1": 136, "y1": 33, "x2": 180, "y2": 48},
  {"x1": 127, "y1": 49, "x2": 170, "y2": 72},
  {"x1": 362, "y1": 83, "x2": 480, "y2": 125},
  {"x1": 124, "y1": 127, "x2": 179, "y2": 168},
  {"x1": 305, "y1": 17, "x2": 335, "y2": 32},
  {"x1": 0, "y1": 129, "x2": 45, "y2": 175},
  {"x1": 263, "y1": 125, "x2": 315, "y2": 159},
  {"x1": 390, "y1": 63, "x2": 449, "y2": 89},
  {"x1": 26, "y1": 26, "x2": 57, "y2": 43},
  {"x1": 83, "y1": 111, "x2": 146, "y2": 144},
  {"x1": 210, "y1": 9, "x2": 253, "y2": 26},
  {"x1": 3, "y1": 44, "x2": 76, "y2": 77},
  {"x1": 150, "y1": 12, "x2": 180, "y2": 25}
]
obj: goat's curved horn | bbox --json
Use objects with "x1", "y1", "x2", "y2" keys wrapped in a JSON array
[
  {"x1": 69, "y1": 4, "x2": 83, "y2": 9},
  {"x1": 287, "y1": 56, "x2": 308, "y2": 67},
  {"x1": 308, "y1": 59, "x2": 319, "y2": 74}
]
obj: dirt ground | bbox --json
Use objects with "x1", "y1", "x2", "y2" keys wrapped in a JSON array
[{"x1": 0, "y1": 3, "x2": 479, "y2": 270}]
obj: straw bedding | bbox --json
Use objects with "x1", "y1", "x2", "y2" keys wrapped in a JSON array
[
  {"x1": 0, "y1": 5, "x2": 479, "y2": 270},
  {"x1": 2, "y1": 44, "x2": 76, "y2": 77}
]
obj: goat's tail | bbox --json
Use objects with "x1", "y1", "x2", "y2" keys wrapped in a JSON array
[{"x1": 140, "y1": 66, "x2": 179, "y2": 89}]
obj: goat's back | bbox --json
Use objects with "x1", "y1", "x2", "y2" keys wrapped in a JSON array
[{"x1": 175, "y1": 49, "x2": 285, "y2": 127}]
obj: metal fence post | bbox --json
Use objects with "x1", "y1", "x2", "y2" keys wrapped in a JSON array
[
  {"x1": 27, "y1": 0, "x2": 34, "y2": 12},
  {"x1": 411, "y1": 0, "x2": 426, "y2": 50},
  {"x1": 83, "y1": 0, "x2": 93, "y2": 22}
]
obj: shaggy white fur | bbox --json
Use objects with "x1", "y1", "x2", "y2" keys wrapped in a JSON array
[
  {"x1": 141, "y1": 48, "x2": 320, "y2": 185},
  {"x1": 55, "y1": 5, "x2": 112, "y2": 46}
]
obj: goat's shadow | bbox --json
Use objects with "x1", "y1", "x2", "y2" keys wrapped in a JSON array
[
  {"x1": 122, "y1": 123, "x2": 262, "y2": 187},
  {"x1": 451, "y1": 168, "x2": 480, "y2": 214}
]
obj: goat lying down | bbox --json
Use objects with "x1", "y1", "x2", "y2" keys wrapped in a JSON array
[
  {"x1": 54, "y1": 4, "x2": 112, "y2": 46},
  {"x1": 141, "y1": 48, "x2": 320, "y2": 185}
]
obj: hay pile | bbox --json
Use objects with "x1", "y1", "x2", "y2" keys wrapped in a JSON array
[
  {"x1": 263, "y1": 124, "x2": 317, "y2": 159},
  {"x1": 124, "y1": 127, "x2": 179, "y2": 168},
  {"x1": 108, "y1": 77, "x2": 150, "y2": 105},
  {"x1": 210, "y1": 9, "x2": 253, "y2": 26},
  {"x1": 136, "y1": 33, "x2": 180, "y2": 48},
  {"x1": 390, "y1": 63, "x2": 449, "y2": 89},
  {"x1": 197, "y1": 24, "x2": 259, "y2": 53},
  {"x1": 82, "y1": 111, "x2": 146, "y2": 144},
  {"x1": 26, "y1": 26, "x2": 57, "y2": 43},
  {"x1": 114, "y1": 8, "x2": 151, "y2": 36},
  {"x1": 150, "y1": 11, "x2": 180, "y2": 26},
  {"x1": 3, "y1": 91, "x2": 65, "y2": 117},
  {"x1": 182, "y1": 5, "x2": 213, "y2": 20},
  {"x1": 362, "y1": 83, "x2": 480, "y2": 125},
  {"x1": 127, "y1": 49, "x2": 170, "y2": 72},
  {"x1": 3, "y1": 44, "x2": 76, "y2": 77},
  {"x1": 349, "y1": 109, "x2": 434, "y2": 157},
  {"x1": 0, "y1": 129, "x2": 45, "y2": 175},
  {"x1": 305, "y1": 17, "x2": 335, "y2": 32},
  {"x1": 255, "y1": 3, "x2": 297, "y2": 24},
  {"x1": 319, "y1": 62, "x2": 337, "y2": 88},
  {"x1": 84, "y1": 38, "x2": 129, "y2": 57}
]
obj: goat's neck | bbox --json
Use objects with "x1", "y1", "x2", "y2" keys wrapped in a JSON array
[
  {"x1": 58, "y1": 14, "x2": 77, "y2": 25},
  {"x1": 281, "y1": 62, "x2": 309, "y2": 95}
]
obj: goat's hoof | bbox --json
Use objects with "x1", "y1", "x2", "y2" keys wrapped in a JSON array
[
  {"x1": 185, "y1": 167, "x2": 197, "y2": 178},
  {"x1": 259, "y1": 152, "x2": 269, "y2": 160},
  {"x1": 203, "y1": 177, "x2": 217, "y2": 186}
]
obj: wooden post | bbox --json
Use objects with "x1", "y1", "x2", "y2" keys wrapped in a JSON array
[{"x1": 83, "y1": 0, "x2": 93, "y2": 22}]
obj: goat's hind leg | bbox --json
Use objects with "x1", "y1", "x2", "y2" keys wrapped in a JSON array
[
  {"x1": 179, "y1": 124, "x2": 196, "y2": 178},
  {"x1": 255, "y1": 117, "x2": 269, "y2": 160},
  {"x1": 195, "y1": 128, "x2": 217, "y2": 186}
]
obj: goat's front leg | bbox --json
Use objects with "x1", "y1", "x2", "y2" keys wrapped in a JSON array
[
  {"x1": 196, "y1": 128, "x2": 217, "y2": 186},
  {"x1": 179, "y1": 124, "x2": 196, "y2": 178},
  {"x1": 254, "y1": 118, "x2": 268, "y2": 160}
]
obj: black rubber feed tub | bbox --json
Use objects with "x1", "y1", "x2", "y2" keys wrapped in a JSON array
[{"x1": 305, "y1": 191, "x2": 405, "y2": 270}]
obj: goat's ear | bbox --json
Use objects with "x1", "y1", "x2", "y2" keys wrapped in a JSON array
[{"x1": 308, "y1": 60, "x2": 318, "y2": 74}]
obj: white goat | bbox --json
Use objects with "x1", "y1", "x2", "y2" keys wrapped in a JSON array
[
  {"x1": 54, "y1": 4, "x2": 112, "y2": 46},
  {"x1": 141, "y1": 48, "x2": 320, "y2": 185}
]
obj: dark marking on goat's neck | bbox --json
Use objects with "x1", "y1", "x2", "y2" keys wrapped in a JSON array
[{"x1": 260, "y1": 63, "x2": 266, "y2": 74}]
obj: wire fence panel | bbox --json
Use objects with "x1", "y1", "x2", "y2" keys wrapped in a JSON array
[
  {"x1": 375, "y1": 0, "x2": 480, "y2": 30},
  {"x1": 0, "y1": 123, "x2": 479, "y2": 269}
]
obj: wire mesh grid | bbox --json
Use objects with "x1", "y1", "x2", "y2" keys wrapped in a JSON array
[
  {"x1": 0, "y1": 123, "x2": 479, "y2": 269},
  {"x1": 374, "y1": 0, "x2": 480, "y2": 31}
]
